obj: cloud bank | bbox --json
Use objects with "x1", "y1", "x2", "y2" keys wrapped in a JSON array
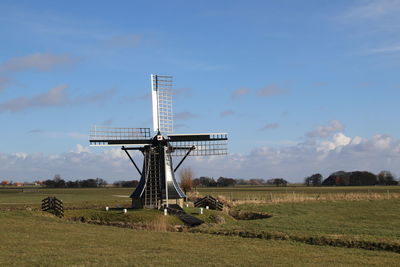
[
  {"x1": 1, "y1": 131, "x2": 399, "y2": 182},
  {"x1": 0, "y1": 86, "x2": 117, "y2": 112}
]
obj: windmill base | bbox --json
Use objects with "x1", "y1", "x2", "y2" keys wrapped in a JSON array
[{"x1": 131, "y1": 197, "x2": 184, "y2": 209}]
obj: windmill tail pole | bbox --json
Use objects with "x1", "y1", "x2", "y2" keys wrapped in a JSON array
[
  {"x1": 174, "y1": 146, "x2": 196, "y2": 173},
  {"x1": 122, "y1": 146, "x2": 142, "y2": 176}
]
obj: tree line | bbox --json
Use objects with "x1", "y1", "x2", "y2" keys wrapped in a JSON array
[
  {"x1": 43, "y1": 175, "x2": 140, "y2": 188},
  {"x1": 304, "y1": 170, "x2": 398, "y2": 186},
  {"x1": 192, "y1": 176, "x2": 288, "y2": 188},
  {"x1": 40, "y1": 169, "x2": 399, "y2": 189},
  {"x1": 44, "y1": 175, "x2": 108, "y2": 188}
]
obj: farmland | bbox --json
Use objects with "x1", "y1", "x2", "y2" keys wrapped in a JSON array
[{"x1": 1, "y1": 186, "x2": 400, "y2": 266}]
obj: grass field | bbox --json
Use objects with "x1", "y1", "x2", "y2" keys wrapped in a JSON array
[
  {"x1": 197, "y1": 185, "x2": 400, "y2": 203},
  {"x1": 193, "y1": 200, "x2": 400, "y2": 252},
  {"x1": 1, "y1": 210, "x2": 400, "y2": 266},
  {"x1": 1, "y1": 185, "x2": 400, "y2": 266},
  {"x1": 0, "y1": 187, "x2": 133, "y2": 209},
  {"x1": 1, "y1": 185, "x2": 399, "y2": 208}
]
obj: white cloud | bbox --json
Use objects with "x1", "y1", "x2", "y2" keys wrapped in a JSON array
[
  {"x1": 74, "y1": 144, "x2": 91, "y2": 154},
  {"x1": 174, "y1": 111, "x2": 197, "y2": 121},
  {"x1": 259, "y1": 123, "x2": 279, "y2": 131},
  {"x1": 0, "y1": 85, "x2": 68, "y2": 112},
  {"x1": 0, "y1": 85, "x2": 117, "y2": 112},
  {"x1": 106, "y1": 34, "x2": 142, "y2": 47},
  {"x1": 365, "y1": 44, "x2": 400, "y2": 54},
  {"x1": 371, "y1": 134, "x2": 391, "y2": 150},
  {"x1": 317, "y1": 132, "x2": 351, "y2": 153},
  {"x1": 0, "y1": 53, "x2": 76, "y2": 91},
  {"x1": 173, "y1": 88, "x2": 192, "y2": 98},
  {"x1": 342, "y1": 0, "x2": 400, "y2": 20},
  {"x1": 188, "y1": 133, "x2": 400, "y2": 181},
  {"x1": 14, "y1": 152, "x2": 28, "y2": 159},
  {"x1": 220, "y1": 109, "x2": 235, "y2": 117},
  {"x1": 0, "y1": 76, "x2": 11, "y2": 91},
  {"x1": 306, "y1": 120, "x2": 344, "y2": 138},
  {"x1": 0, "y1": 147, "x2": 141, "y2": 181},
  {"x1": 231, "y1": 87, "x2": 250, "y2": 99},
  {"x1": 257, "y1": 85, "x2": 286, "y2": 97},
  {"x1": 102, "y1": 119, "x2": 113, "y2": 126},
  {"x1": 0, "y1": 53, "x2": 74, "y2": 73},
  {"x1": 2, "y1": 132, "x2": 400, "y2": 183},
  {"x1": 338, "y1": 0, "x2": 400, "y2": 56}
]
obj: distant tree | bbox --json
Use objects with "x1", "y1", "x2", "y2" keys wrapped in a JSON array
[
  {"x1": 377, "y1": 171, "x2": 398, "y2": 185},
  {"x1": 113, "y1": 180, "x2": 138, "y2": 187},
  {"x1": 192, "y1": 178, "x2": 201, "y2": 189},
  {"x1": 272, "y1": 178, "x2": 287, "y2": 187},
  {"x1": 66, "y1": 180, "x2": 79, "y2": 188},
  {"x1": 217, "y1": 177, "x2": 236, "y2": 187},
  {"x1": 235, "y1": 179, "x2": 247, "y2": 185},
  {"x1": 44, "y1": 179, "x2": 55, "y2": 188},
  {"x1": 180, "y1": 168, "x2": 194, "y2": 194},
  {"x1": 44, "y1": 175, "x2": 66, "y2": 188},
  {"x1": 249, "y1": 179, "x2": 264, "y2": 186},
  {"x1": 198, "y1": 176, "x2": 216, "y2": 187},
  {"x1": 53, "y1": 174, "x2": 62, "y2": 182},
  {"x1": 80, "y1": 179, "x2": 98, "y2": 188},
  {"x1": 304, "y1": 173, "x2": 322, "y2": 186},
  {"x1": 96, "y1": 178, "x2": 108, "y2": 187}
]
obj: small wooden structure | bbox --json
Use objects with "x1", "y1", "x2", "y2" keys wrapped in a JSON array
[
  {"x1": 41, "y1": 196, "x2": 64, "y2": 217},
  {"x1": 165, "y1": 204, "x2": 204, "y2": 226},
  {"x1": 194, "y1": 195, "x2": 223, "y2": 211}
]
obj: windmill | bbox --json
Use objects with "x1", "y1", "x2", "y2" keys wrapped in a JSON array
[{"x1": 89, "y1": 74, "x2": 228, "y2": 209}]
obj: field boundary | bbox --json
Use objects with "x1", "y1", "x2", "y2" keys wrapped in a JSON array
[{"x1": 191, "y1": 229, "x2": 400, "y2": 254}]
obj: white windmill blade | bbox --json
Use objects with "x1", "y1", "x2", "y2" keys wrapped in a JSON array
[{"x1": 151, "y1": 74, "x2": 173, "y2": 134}]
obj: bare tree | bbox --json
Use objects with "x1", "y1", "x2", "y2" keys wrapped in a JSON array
[{"x1": 180, "y1": 168, "x2": 194, "y2": 195}]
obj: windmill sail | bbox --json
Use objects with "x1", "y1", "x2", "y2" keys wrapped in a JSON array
[
  {"x1": 151, "y1": 74, "x2": 173, "y2": 134},
  {"x1": 89, "y1": 126, "x2": 151, "y2": 146},
  {"x1": 167, "y1": 133, "x2": 228, "y2": 156}
]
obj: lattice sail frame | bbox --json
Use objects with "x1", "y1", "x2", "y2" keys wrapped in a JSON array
[
  {"x1": 151, "y1": 74, "x2": 173, "y2": 134},
  {"x1": 168, "y1": 133, "x2": 228, "y2": 156},
  {"x1": 90, "y1": 126, "x2": 151, "y2": 146}
]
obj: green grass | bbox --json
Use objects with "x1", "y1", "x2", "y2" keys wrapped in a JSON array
[
  {"x1": 2, "y1": 186, "x2": 400, "y2": 264},
  {"x1": 1, "y1": 210, "x2": 400, "y2": 266},
  {"x1": 65, "y1": 208, "x2": 183, "y2": 225},
  {"x1": 2, "y1": 185, "x2": 399, "y2": 209},
  {"x1": 193, "y1": 199, "x2": 400, "y2": 252},
  {"x1": 234, "y1": 200, "x2": 400, "y2": 238},
  {"x1": 0, "y1": 187, "x2": 133, "y2": 209},
  {"x1": 197, "y1": 185, "x2": 400, "y2": 200},
  {"x1": 0, "y1": 186, "x2": 400, "y2": 209},
  {"x1": 183, "y1": 207, "x2": 235, "y2": 224}
]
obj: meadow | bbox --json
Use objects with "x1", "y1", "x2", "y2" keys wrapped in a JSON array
[{"x1": 1, "y1": 185, "x2": 400, "y2": 266}]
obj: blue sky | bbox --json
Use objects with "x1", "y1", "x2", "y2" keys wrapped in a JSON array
[{"x1": 1, "y1": 0, "x2": 400, "y2": 182}]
